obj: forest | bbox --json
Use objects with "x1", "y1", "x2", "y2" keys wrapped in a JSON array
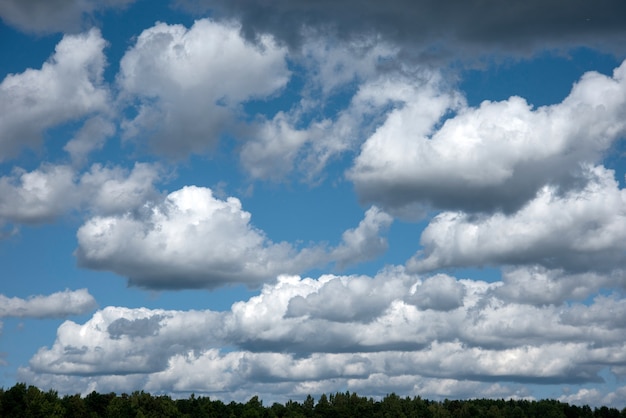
[{"x1": 1, "y1": 383, "x2": 625, "y2": 417}]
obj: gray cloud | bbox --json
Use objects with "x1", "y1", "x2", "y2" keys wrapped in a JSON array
[
  {"x1": 496, "y1": 267, "x2": 626, "y2": 306},
  {"x1": 179, "y1": 0, "x2": 626, "y2": 61},
  {"x1": 0, "y1": 0, "x2": 136, "y2": 34},
  {"x1": 107, "y1": 315, "x2": 166, "y2": 340},
  {"x1": 407, "y1": 274, "x2": 466, "y2": 311}
]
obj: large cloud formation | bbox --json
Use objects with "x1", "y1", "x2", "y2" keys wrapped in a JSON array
[
  {"x1": 3, "y1": 1, "x2": 626, "y2": 409},
  {"x1": 181, "y1": 0, "x2": 626, "y2": 59},
  {"x1": 21, "y1": 269, "x2": 626, "y2": 405},
  {"x1": 0, "y1": 0, "x2": 136, "y2": 34}
]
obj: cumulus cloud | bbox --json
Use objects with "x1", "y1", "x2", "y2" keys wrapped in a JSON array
[
  {"x1": 21, "y1": 268, "x2": 626, "y2": 405},
  {"x1": 0, "y1": 289, "x2": 96, "y2": 318},
  {"x1": 0, "y1": 162, "x2": 161, "y2": 230},
  {"x1": 180, "y1": 0, "x2": 626, "y2": 61},
  {"x1": 350, "y1": 60, "x2": 626, "y2": 215},
  {"x1": 0, "y1": 29, "x2": 109, "y2": 161},
  {"x1": 118, "y1": 19, "x2": 289, "y2": 158},
  {"x1": 0, "y1": 164, "x2": 79, "y2": 224},
  {"x1": 75, "y1": 185, "x2": 390, "y2": 289},
  {"x1": 74, "y1": 186, "x2": 327, "y2": 289},
  {"x1": 29, "y1": 307, "x2": 223, "y2": 375},
  {"x1": 77, "y1": 163, "x2": 162, "y2": 216},
  {"x1": 285, "y1": 271, "x2": 409, "y2": 323},
  {"x1": 408, "y1": 166, "x2": 626, "y2": 274},
  {"x1": 0, "y1": 0, "x2": 136, "y2": 34}
]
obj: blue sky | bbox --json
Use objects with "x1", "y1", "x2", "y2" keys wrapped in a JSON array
[{"x1": 1, "y1": 0, "x2": 626, "y2": 408}]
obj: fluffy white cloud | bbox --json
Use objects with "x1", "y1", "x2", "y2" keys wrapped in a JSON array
[
  {"x1": 349, "y1": 60, "x2": 626, "y2": 215},
  {"x1": 75, "y1": 184, "x2": 391, "y2": 288},
  {"x1": 0, "y1": 29, "x2": 109, "y2": 161},
  {"x1": 75, "y1": 186, "x2": 329, "y2": 289},
  {"x1": 0, "y1": 162, "x2": 161, "y2": 229},
  {"x1": 0, "y1": 289, "x2": 96, "y2": 318},
  {"x1": 77, "y1": 163, "x2": 162, "y2": 216},
  {"x1": 23, "y1": 269, "x2": 626, "y2": 386},
  {"x1": 408, "y1": 165, "x2": 626, "y2": 274},
  {"x1": 28, "y1": 306, "x2": 223, "y2": 375},
  {"x1": 118, "y1": 19, "x2": 289, "y2": 157},
  {"x1": 0, "y1": 164, "x2": 79, "y2": 224},
  {"x1": 23, "y1": 269, "x2": 626, "y2": 405},
  {"x1": 285, "y1": 271, "x2": 409, "y2": 323},
  {"x1": 0, "y1": 0, "x2": 136, "y2": 33}
]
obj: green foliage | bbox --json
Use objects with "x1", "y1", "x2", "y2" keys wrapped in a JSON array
[{"x1": 0, "y1": 382, "x2": 623, "y2": 417}]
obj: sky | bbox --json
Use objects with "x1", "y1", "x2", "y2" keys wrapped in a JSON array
[{"x1": 1, "y1": 0, "x2": 626, "y2": 408}]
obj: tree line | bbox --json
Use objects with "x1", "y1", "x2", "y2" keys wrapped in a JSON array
[{"x1": 1, "y1": 382, "x2": 625, "y2": 417}]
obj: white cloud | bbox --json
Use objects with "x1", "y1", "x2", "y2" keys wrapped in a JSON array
[
  {"x1": 0, "y1": 164, "x2": 79, "y2": 224},
  {"x1": 408, "y1": 165, "x2": 626, "y2": 274},
  {"x1": 75, "y1": 186, "x2": 391, "y2": 289},
  {"x1": 0, "y1": 162, "x2": 161, "y2": 229},
  {"x1": 28, "y1": 306, "x2": 223, "y2": 375},
  {"x1": 0, "y1": 0, "x2": 136, "y2": 34},
  {"x1": 75, "y1": 186, "x2": 329, "y2": 289},
  {"x1": 0, "y1": 29, "x2": 109, "y2": 161},
  {"x1": 285, "y1": 271, "x2": 409, "y2": 323},
  {"x1": 78, "y1": 163, "x2": 162, "y2": 216},
  {"x1": 23, "y1": 268, "x2": 626, "y2": 404},
  {"x1": 118, "y1": 19, "x2": 289, "y2": 157},
  {"x1": 349, "y1": 60, "x2": 626, "y2": 215},
  {"x1": 0, "y1": 289, "x2": 96, "y2": 319}
]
